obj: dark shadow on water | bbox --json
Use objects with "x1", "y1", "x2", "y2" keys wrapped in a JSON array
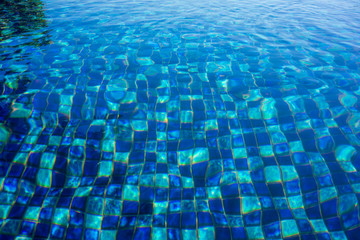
[
  {"x1": 0, "y1": 0, "x2": 51, "y2": 46},
  {"x1": 0, "y1": 0, "x2": 52, "y2": 121}
]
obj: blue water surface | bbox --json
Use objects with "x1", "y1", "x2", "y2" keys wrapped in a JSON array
[{"x1": 1, "y1": 0, "x2": 360, "y2": 239}]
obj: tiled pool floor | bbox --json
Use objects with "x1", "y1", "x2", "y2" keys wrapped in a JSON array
[{"x1": 1, "y1": 0, "x2": 360, "y2": 239}]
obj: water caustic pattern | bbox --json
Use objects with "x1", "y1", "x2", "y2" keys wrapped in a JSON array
[{"x1": 1, "y1": 0, "x2": 360, "y2": 239}]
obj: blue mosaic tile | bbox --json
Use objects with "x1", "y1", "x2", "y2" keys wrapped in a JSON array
[{"x1": 1, "y1": 0, "x2": 360, "y2": 239}]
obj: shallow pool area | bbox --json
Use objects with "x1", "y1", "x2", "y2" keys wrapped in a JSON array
[{"x1": 1, "y1": 0, "x2": 360, "y2": 239}]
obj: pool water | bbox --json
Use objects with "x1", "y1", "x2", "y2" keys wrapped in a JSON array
[{"x1": 1, "y1": 0, "x2": 360, "y2": 239}]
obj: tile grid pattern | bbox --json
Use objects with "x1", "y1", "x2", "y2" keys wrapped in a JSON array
[{"x1": 1, "y1": 0, "x2": 360, "y2": 239}]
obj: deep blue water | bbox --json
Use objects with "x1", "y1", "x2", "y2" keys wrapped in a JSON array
[{"x1": 1, "y1": 0, "x2": 360, "y2": 239}]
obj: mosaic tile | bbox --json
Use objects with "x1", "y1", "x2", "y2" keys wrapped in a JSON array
[{"x1": 1, "y1": 0, "x2": 360, "y2": 239}]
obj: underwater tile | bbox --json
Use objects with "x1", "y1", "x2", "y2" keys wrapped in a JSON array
[
  {"x1": 123, "y1": 185, "x2": 140, "y2": 201},
  {"x1": 237, "y1": 171, "x2": 251, "y2": 183},
  {"x1": 330, "y1": 231, "x2": 348, "y2": 240},
  {"x1": 85, "y1": 229, "x2": 99, "y2": 240},
  {"x1": 36, "y1": 169, "x2": 52, "y2": 188},
  {"x1": 280, "y1": 166, "x2": 298, "y2": 181},
  {"x1": 155, "y1": 174, "x2": 169, "y2": 188},
  {"x1": 86, "y1": 197, "x2": 104, "y2": 215},
  {"x1": 154, "y1": 201, "x2": 168, "y2": 214},
  {"x1": 53, "y1": 208, "x2": 69, "y2": 226},
  {"x1": 193, "y1": 148, "x2": 209, "y2": 163},
  {"x1": 288, "y1": 195, "x2": 304, "y2": 209},
  {"x1": 86, "y1": 214, "x2": 102, "y2": 229},
  {"x1": 335, "y1": 145, "x2": 357, "y2": 162},
  {"x1": 24, "y1": 206, "x2": 41, "y2": 220},
  {"x1": 136, "y1": 57, "x2": 154, "y2": 66},
  {"x1": 265, "y1": 166, "x2": 282, "y2": 183},
  {"x1": 1, "y1": 219, "x2": 20, "y2": 235},
  {"x1": 179, "y1": 149, "x2": 193, "y2": 165},
  {"x1": 182, "y1": 177, "x2": 194, "y2": 188},
  {"x1": 338, "y1": 194, "x2": 358, "y2": 215},
  {"x1": 74, "y1": 187, "x2": 91, "y2": 197},
  {"x1": 98, "y1": 161, "x2": 113, "y2": 177},
  {"x1": 245, "y1": 226, "x2": 264, "y2": 239},
  {"x1": 242, "y1": 197, "x2": 261, "y2": 214},
  {"x1": 248, "y1": 157, "x2": 263, "y2": 171},
  {"x1": 104, "y1": 199, "x2": 122, "y2": 215},
  {"x1": 132, "y1": 120, "x2": 148, "y2": 131},
  {"x1": 152, "y1": 228, "x2": 167, "y2": 240},
  {"x1": 1, "y1": 1, "x2": 360, "y2": 238},
  {"x1": 233, "y1": 148, "x2": 247, "y2": 159},
  {"x1": 0, "y1": 205, "x2": 11, "y2": 219},
  {"x1": 207, "y1": 187, "x2": 221, "y2": 199},
  {"x1": 100, "y1": 230, "x2": 116, "y2": 240},
  {"x1": 310, "y1": 219, "x2": 328, "y2": 234},
  {"x1": 259, "y1": 145, "x2": 274, "y2": 157},
  {"x1": 319, "y1": 187, "x2": 337, "y2": 203},
  {"x1": 281, "y1": 220, "x2": 299, "y2": 237},
  {"x1": 198, "y1": 227, "x2": 215, "y2": 240}
]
